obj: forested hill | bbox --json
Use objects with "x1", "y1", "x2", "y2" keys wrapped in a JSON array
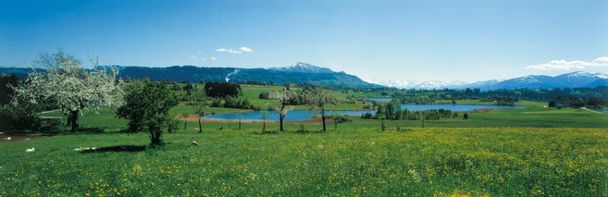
[{"x1": 0, "y1": 63, "x2": 381, "y2": 89}]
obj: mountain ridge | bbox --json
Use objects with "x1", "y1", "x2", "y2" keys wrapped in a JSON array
[
  {"x1": 0, "y1": 63, "x2": 379, "y2": 89},
  {"x1": 1, "y1": 65, "x2": 606, "y2": 90},
  {"x1": 371, "y1": 71, "x2": 608, "y2": 90}
]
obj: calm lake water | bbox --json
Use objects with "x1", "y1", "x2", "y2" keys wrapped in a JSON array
[
  {"x1": 203, "y1": 104, "x2": 522, "y2": 121},
  {"x1": 203, "y1": 110, "x2": 374, "y2": 122}
]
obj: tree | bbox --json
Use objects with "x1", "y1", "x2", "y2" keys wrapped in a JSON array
[
  {"x1": 194, "y1": 99, "x2": 206, "y2": 133},
  {"x1": 270, "y1": 87, "x2": 298, "y2": 132},
  {"x1": 463, "y1": 112, "x2": 469, "y2": 120},
  {"x1": 183, "y1": 83, "x2": 193, "y2": 96},
  {"x1": 117, "y1": 80, "x2": 178, "y2": 146},
  {"x1": 380, "y1": 116, "x2": 386, "y2": 131},
  {"x1": 420, "y1": 111, "x2": 425, "y2": 128},
  {"x1": 11, "y1": 51, "x2": 123, "y2": 132},
  {"x1": 305, "y1": 87, "x2": 336, "y2": 132},
  {"x1": 329, "y1": 111, "x2": 338, "y2": 130},
  {"x1": 259, "y1": 110, "x2": 269, "y2": 133},
  {"x1": 181, "y1": 113, "x2": 189, "y2": 130},
  {"x1": 0, "y1": 74, "x2": 19, "y2": 105}
]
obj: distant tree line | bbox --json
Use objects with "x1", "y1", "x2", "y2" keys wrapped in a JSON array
[
  {"x1": 381, "y1": 87, "x2": 608, "y2": 108},
  {"x1": 361, "y1": 102, "x2": 461, "y2": 121}
]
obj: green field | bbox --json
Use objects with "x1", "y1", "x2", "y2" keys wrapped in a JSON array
[
  {"x1": 1, "y1": 84, "x2": 607, "y2": 196},
  {"x1": 1, "y1": 128, "x2": 607, "y2": 196}
]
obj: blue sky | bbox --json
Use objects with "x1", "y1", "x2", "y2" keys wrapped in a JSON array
[{"x1": 1, "y1": 0, "x2": 607, "y2": 82}]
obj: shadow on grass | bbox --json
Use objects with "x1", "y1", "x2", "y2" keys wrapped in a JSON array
[
  {"x1": 80, "y1": 145, "x2": 146, "y2": 153},
  {"x1": 77, "y1": 127, "x2": 105, "y2": 133}
]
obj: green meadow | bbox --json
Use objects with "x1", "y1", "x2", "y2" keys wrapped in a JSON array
[{"x1": 1, "y1": 84, "x2": 607, "y2": 196}]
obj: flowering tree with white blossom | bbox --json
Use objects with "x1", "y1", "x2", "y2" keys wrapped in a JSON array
[
  {"x1": 269, "y1": 87, "x2": 298, "y2": 132},
  {"x1": 11, "y1": 51, "x2": 124, "y2": 132}
]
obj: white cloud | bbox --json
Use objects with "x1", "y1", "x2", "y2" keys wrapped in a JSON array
[
  {"x1": 239, "y1": 46, "x2": 253, "y2": 53},
  {"x1": 189, "y1": 55, "x2": 214, "y2": 61},
  {"x1": 526, "y1": 56, "x2": 608, "y2": 70},
  {"x1": 216, "y1": 48, "x2": 242, "y2": 54},
  {"x1": 215, "y1": 46, "x2": 253, "y2": 54}
]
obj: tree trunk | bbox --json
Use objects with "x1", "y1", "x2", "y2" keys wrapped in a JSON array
[
  {"x1": 198, "y1": 115, "x2": 203, "y2": 133},
  {"x1": 422, "y1": 118, "x2": 425, "y2": 128},
  {"x1": 279, "y1": 114, "x2": 285, "y2": 132},
  {"x1": 149, "y1": 126, "x2": 163, "y2": 146},
  {"x1": 334, "y1": 119, "x2": 337, "y2": 130},
  {"x1": 184, "y1": 119, "x2": 187, "y2": 130},
  {"x1": 321, "y1": 110, "x2": 326, "y2": 132},
  {"x1": 69, "y1": 110, "x2": 79, "y2": 132},
  {"x1": 279, "y1": 104, "x2": 286, "y2": 132},
  {"x1": 262, "y1": 120, "x2": 266, "y2": 133}
]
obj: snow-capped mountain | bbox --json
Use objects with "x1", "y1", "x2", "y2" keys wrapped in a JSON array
[
  {"x1": 369, "y1": 79, "x2": 468, "y2": 89},
  {"x1": 453, "y1": 79, "x2": 502, "y2": 89},
  {"x1": 370, "y1": 71, "x2": 608, "y2": 90},
  {"x1": 558, "y1": 71, "x2": 608, "y2": 79},
  {"x1": 484, "y1": 71, "x2": 608, "y2": 90},
  {"x1": 269, "y1": 62, "x2": 334, "y2": 73}
]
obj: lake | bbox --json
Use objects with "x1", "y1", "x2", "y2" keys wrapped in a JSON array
[
  {"x1": 203, "y1": 104, "x2": 522, "y2": 121},
  {"x1": 203, "y1": 110, "x2": 374, "y2": 122}
]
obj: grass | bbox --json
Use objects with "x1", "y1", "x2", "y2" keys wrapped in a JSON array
[
  {"x1": 1, "y1": 127, "x2": 606, "y2": 196},
  {"x1": 71, "y1": 99, "x2": 608, "y2": 130},
  {"x1": 2, "y1": 86, "x2": 607, "y2": 196}
]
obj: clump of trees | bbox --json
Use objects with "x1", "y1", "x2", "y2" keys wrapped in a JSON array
[
  {"x1": 223, "y1": 97, "x2": 255, "y2": 110},
  {"x1": 117, "y1": 80, "x2": 178, "y2": 146},
  {"x1": 204, "y1": 82, "x2": 241, "y2": 97},
  {"x1": 361, "y1": 102, "x2": 459, "y2": 121},
  {"x1": 207, "y1": 97, "x2": 257, "y2": 110},
  {"x1": 481, "y1": 97, "x2": 517, "y2": 106}
]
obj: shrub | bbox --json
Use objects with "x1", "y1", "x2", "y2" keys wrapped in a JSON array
[
  {"x1": 333, "y1": 115, "x2": 352, "y2": 123},
  {"x1": 361, "y1": 113, "x2": 374, "y2": 119},
  {"x1": 258, "y1": 91, "x2": 270, "y2": 99}
]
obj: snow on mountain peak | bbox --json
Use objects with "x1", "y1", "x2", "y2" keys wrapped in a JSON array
[
  {"x1": 559, "y1": 71, "x2": 608, "y2": 79},
  {"x1": 369, "y1": 79, "x2": 469, "y2": 89},
  {"x1": 270, "y1": 62, "x2": 334, "y2": 73}
]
